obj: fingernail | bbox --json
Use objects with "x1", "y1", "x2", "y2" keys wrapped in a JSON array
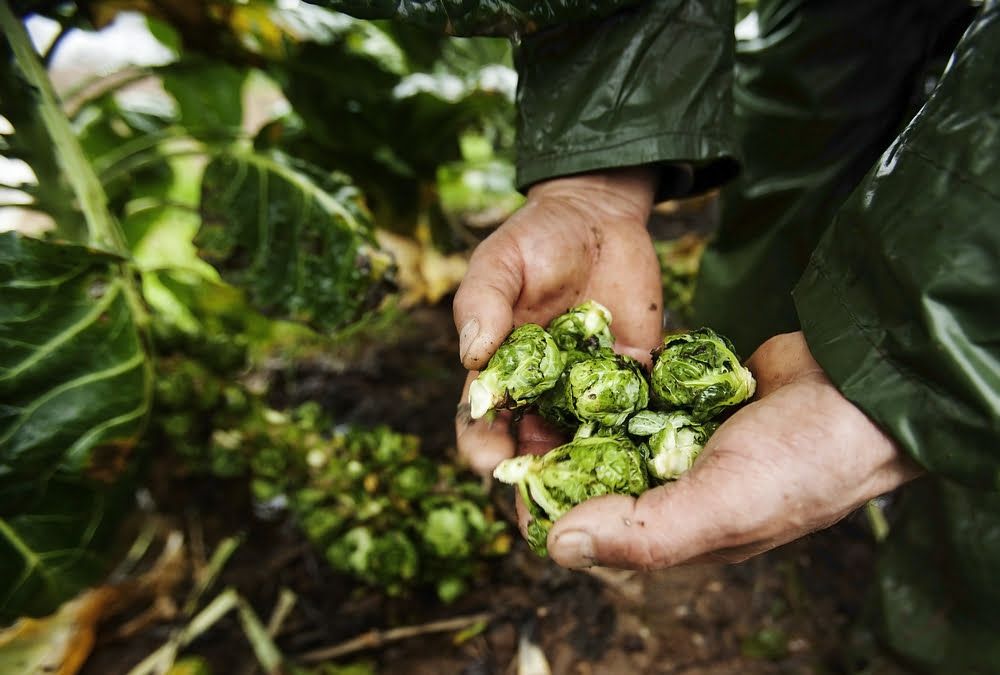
[
  {"x1": 551, "y1": 530, "x2": 596, "y2": 569},
  {"x1": 459, "y1": 318, "x2": 480, "y2": 362}
]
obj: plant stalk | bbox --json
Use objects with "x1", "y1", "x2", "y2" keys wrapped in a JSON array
[{"x1": 0, "y1": 1, "x2": 128, "y2": 254}]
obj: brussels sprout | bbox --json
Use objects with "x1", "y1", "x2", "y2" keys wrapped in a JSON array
[
  {"x1": 368, "y1": 531, "x2": 420, "y2": 589},
  {"x1": 250, "y1": 446, "x2": 287, "y2": 479},
  {"x1": 366, "y1": 426, "x2": 420, "y2": 466},
  {"x1": 327, "y1": 528, "x2": 419, "y2": 592},
  {"x1": 572, "y1": 423, "x2": 626, "y2": 440},
  {"x1": 391, "y1": 459, "x2": 438, "y2": 500},
  {"x1": 650, "y1": 327, "x2": 756, "y2": 420},
  {"x1": 535, "y1": 383, "x2": 578, "y2": 430},
  {"x1": 493, "y1": 435, "x2": 647, "y2": 555},
  {"x1": 208, "y1": 429, "x2": 247, "y2": 477},
  {"x1": 436, "y1": 577, "x2": 467, "y2": 604},
  {"x1": 563, "y1": 353, "x2": 649, "y2": 428},
  {"x1": 422, "y1": 502, "x2": 476, "y2": 558},
  {"x1": 326, "y1": 526, "x2": 375, "y2": 577},
  {"x1": 628, "y1": 410, "x2": 717, "y2": 481},
  {"x1": 301, "y1": 506, "x2": 345, "y2": 542},
  {"x1": 468, "y1": 323, "x2": 564, "y2": 419},
  {"x1": 546, "y1": 300, "x2": 614, "y2": 353}
]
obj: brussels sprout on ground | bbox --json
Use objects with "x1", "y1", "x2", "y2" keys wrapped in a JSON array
[
  {"x1": 326, "y1": 527, "x2": 419, "y2": 593},
  {"x1": 420, "y1": 498, "x2": 501, "y2": 559},
  {"x1": 650, "y1": 327, "x2": 755, "y2": 420},
  {"x1": 546, "y1": 300, "x2": 614, "y2": 353},
  {"x1": 468, "y1": 323, "x2": 564, "y2": 419},
  {"x1": 628, "y1": 410, "x2": 718, "y2": 482},
  {"x1": 493, "y1": 435, "x2": 647, "y2": 556}
]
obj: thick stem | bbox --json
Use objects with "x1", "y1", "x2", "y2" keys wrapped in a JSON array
[{"x1": 0, "y1": 1, "x2": 128, "y2": 255}]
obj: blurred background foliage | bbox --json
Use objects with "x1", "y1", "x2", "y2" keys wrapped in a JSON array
[{"x1": 0, "y1": 0, "x2": 522, "y2": 627}]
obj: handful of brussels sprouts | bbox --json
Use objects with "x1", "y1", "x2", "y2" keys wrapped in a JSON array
[{"x1": 472, "y1": 301, "x2": 755, "y2": 555}]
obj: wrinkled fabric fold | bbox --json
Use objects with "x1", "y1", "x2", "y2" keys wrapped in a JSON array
[
  {"x1": 794, "y1": 2, "x2": 1000, "y2": 488},
  {"x1": 692, "y1": 0, "x2": 974, "y2": 356},
  {"x1": 513, "y1": 0, "x2": 737, "y2": 195}
]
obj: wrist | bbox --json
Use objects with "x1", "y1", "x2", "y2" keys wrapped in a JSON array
[{"x1": 526, "y1": 166, "x2": 657, "y2": 224}]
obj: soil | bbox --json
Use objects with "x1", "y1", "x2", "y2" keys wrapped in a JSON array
[{"x1": 81, "y1": 302, "x2": 910, "y2": 675}]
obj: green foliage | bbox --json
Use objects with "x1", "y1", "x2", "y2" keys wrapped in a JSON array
[
  {"x1": 468, "y1": 323, "x2": 564, "y2": 419},
  {"x1": 0, "y1": 0, "x2": 518, "y2": 619},
  {"x1": 0, "y1": 475, "x2": 131, "y2": 622},
  {"x1": 159, "y1": 59, "x2": 248, "y2": 134},
  {"x1": 250, "y1": 9, "x2": 518, "y2": 240},
  {"x1": 0, "y1": 233, "x2": 151, "y2": 620},
  {"x1": 650, "y1": 327, "x2": 756, "y2": 421},
  {"x1": 198, "y1": 150, "x2": 396, "y2": 330},
  {"x1": 493, "y1": 435, "x2": 647, "y2": 556}
]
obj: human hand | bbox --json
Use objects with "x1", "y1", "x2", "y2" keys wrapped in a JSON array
[
  {"x1": 537, "y1": 331, "x2": 923, "y2": 569},
  {"x1": 453, "y1": 167, "x2": 663, "y2": 475}
]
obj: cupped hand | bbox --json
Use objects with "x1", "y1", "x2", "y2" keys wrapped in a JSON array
[
  {"x1": 541, "y1": 331, "x2": 924, "y2": 569},
  {"x1": 453, "y1": 168, "x2": 663, "y2": 475}
]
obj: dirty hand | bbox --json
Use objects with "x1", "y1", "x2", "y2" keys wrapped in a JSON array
[
  {"x1": 542, "y1": 331, "x2": 923, "y2": 569},
  {"x1": 454, "y1": 167, "x2": 663, "y2": 475}
]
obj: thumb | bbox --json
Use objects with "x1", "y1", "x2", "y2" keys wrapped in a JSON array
[
  {"x1": 453, "y1": 229, "x2": 522, "y2": 370},
  {"x1": 545, "y1": 470, "x2": 768, "y2": 570}
]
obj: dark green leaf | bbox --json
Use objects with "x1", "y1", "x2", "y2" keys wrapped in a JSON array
[
  {"x1": 0, "y1": 233, "x2": 150, "y2": 477},
  {"x1": 160, "y1": 59, "x2": 247, "y2": 134},
  {"x1": 197, "y1": 149, "x2": 395, "y2": 330},
  {"x1": 0, "y1": 475, "x2": 131, "y2": 621},
  {"x1": 0, "y1": 232, "x2": 151, "y2": 618}
]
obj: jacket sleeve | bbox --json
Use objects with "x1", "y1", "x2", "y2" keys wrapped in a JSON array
[
  {"x1": 793, "y1": 2, "x2": 1000, "y2": 489},
  {"x1": 513, "y1": 0, "x2": 737, "y2": 195}
]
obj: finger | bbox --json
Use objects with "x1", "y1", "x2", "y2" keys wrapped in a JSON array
[
  {"x1": 544, "y1": 453, "x2": 782, "y2": 570},
  {"x1": 455, "y1": 372, "x2": 516, "y2": 476},
  {"x1": 512, "y1": 415, "x2": 565, "y2": 539},
  {"x1": 517, "y1": 414, "x2": 565, "y2": 457},
  {"x1": 453, "y1": 228, "x2": 523, "y2": 370},
  {"x1": 615, "y1": 344, "x2": 656, "y2": 369},
  {"x1": 745, "y1": 332, "x2": 824, "y2": 398}
]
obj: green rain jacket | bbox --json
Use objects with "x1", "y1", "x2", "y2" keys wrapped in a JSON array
[{"x1": 316, "y1": 0, "x2": 1000, "y2": 670}]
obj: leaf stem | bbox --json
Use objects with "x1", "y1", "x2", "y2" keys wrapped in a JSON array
[{"x1": 0, "y1": 2, "x2": 128, "y2": 255}]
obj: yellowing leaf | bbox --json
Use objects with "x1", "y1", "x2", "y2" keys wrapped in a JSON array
[
  {"x1": 375, "y1": 230, "x2": 467, "y2": 307},
  {"x1": 0, "y1": 587, "x2": 118, "y2": 675}
]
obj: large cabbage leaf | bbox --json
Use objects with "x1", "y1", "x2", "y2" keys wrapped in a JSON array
[
  {"x1": 0, "y1": 233, "x2": 151, "y2": 620},
  {"x1": 197, "y1": 149, "x2": 395, "y2": 330}
]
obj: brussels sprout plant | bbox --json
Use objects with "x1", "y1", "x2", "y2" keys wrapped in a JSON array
[{"x1": 478, "y1": 302, "x2": 756, "y2": 556}]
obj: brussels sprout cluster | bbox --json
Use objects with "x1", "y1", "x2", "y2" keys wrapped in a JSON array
[
  {"x1": 473, "y1": 301, "x2": 755, "y2": 555},
  {"x1": 151, "y1": 319, "x2": 508, "y2": 602}
]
